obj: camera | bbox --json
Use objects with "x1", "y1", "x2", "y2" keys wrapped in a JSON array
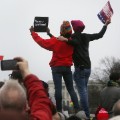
[{"x1": 1, "y1": 59, "x2": 18, "y2": 71}]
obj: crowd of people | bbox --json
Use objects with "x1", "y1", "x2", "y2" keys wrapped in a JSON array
[{"x1": 0, "y1": 18, "x2": 120, "y2": 120}]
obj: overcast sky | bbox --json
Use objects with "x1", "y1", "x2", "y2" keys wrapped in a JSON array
[{"x1": 0, "y1": 0, "x2": 120, "y2": 82}]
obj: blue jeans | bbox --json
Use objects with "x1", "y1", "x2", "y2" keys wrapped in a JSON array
[
  {"x1": 74, "y1": 67, "x2": 91, "y2": 118},
  {"x1": 51, "y1": 66, "x2": 80, "y2": 112}
]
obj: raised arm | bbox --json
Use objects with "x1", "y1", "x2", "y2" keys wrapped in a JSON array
[
  {"x1": 29, "y1": 26, "x2": 56, "y2": 51},
  {"x1": 87, "y1": 19, "x2": 111, "y2": 41},
  {"x1": 46, "y1": 27, "x2": 54, "y2": 38}
]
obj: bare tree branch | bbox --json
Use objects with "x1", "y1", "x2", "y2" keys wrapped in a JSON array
[{"x1": 91, "y1": 56, "x2": 120, "y2": 84}]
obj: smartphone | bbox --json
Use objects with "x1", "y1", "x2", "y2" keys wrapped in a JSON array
[{"x1": 1, "y1": 59, "x2": 18, "y2": 71}]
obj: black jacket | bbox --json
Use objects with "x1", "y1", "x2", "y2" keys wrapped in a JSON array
[{"x1": 68, "y1": 25, "x2": 107, "y2": 68}]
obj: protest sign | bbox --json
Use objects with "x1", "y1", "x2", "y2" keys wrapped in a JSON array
[
  {"x1": 97, "y1": 1, "x2": 113, "y2": 24},
  {"x1": 34, "y1": 17, "x2": 49, "y2": 32}
]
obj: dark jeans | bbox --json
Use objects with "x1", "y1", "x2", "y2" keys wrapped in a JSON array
[
  {"x1": 51, "y1": 66, "x2": 80, "y2": 112},
  {"x1": 74, "y1": 67, "x2": 91, "y2": 118}
]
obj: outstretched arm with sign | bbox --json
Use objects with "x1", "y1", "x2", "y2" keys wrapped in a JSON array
[{"x1": 29, "y1": 26, "x2": 56, "y2": 51}]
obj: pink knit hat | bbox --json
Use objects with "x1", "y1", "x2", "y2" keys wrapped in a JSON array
[{"x1": 71, "y1": 20, "x2": 85, "y2": 32}]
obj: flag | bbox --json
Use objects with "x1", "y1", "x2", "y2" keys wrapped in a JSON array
[
  {"x1": 0, "y1": 56, "x2": 4, "y2": 60},
  {"x1": 97, "y1": 1, "x2": 113, "y2": 24}
]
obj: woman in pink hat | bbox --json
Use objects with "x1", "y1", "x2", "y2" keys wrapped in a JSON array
[{"x1": 58, "y1": 19, "x2": 111, "y2": 119}]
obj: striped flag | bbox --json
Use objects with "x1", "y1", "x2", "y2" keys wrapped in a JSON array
[{"x1": 97, "y1": 1, "x2": 113, "y2": 24}]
